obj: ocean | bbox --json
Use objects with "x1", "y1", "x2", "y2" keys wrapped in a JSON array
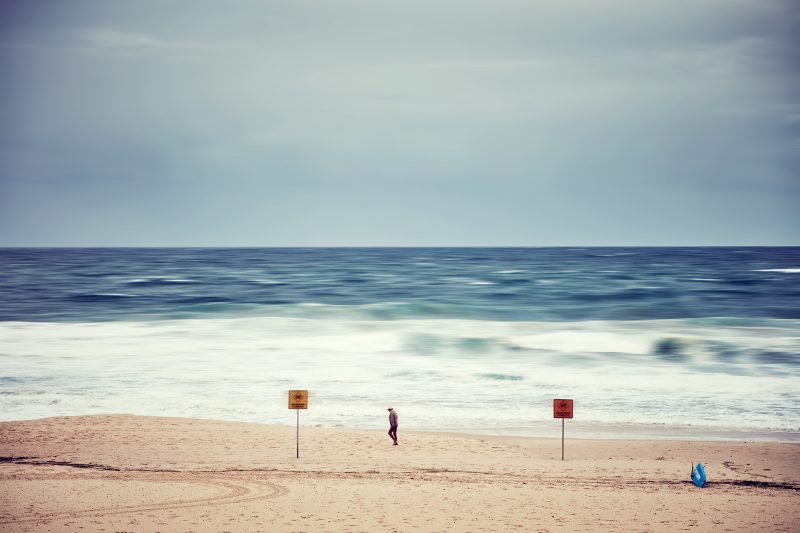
[{"x1": 1, "y1": 247, "x2": 798, "y2": 441}]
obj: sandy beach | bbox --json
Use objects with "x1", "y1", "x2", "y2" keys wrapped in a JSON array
[{"x1": 0, "y1": 415, "x2": 797, "y2": 532}]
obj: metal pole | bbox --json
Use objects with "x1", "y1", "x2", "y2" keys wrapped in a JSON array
[
  {"x1": 296, "y1": 409, "x2": 299, "y2": 459},
  {"x1": 561, "y1": 418, "x2": 565, "y2": 461}
]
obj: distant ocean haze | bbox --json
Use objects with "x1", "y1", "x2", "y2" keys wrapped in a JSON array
[{"x1": 0, "y1": 247, "x2": 798, "y2": 440}]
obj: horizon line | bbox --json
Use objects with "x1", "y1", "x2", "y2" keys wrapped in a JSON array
[{"x1": 1, "y1": 245, "x2": 799, "y2": 250}]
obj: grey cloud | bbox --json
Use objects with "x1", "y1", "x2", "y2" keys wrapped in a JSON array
[{"x1": 0, "y1": 0, "x2": 798, "y2": 245}]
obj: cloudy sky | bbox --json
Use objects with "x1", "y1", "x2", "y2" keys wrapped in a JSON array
[{"x1": 1, "y1": 0, "x2": 798, "y2": 246}]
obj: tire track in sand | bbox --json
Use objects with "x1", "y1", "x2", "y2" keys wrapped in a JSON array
[{"x1": 0, "y1": 473, "x2": 289, "y2": 526}]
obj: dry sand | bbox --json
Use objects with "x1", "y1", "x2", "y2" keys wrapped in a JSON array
[{"x1": 0, "y1": 415, "x2": 797, "y2": 532}]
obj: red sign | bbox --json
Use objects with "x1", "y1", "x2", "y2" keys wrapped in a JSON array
[{"x1": 553, "y1": 399, "x2": 573, "y2": 419}]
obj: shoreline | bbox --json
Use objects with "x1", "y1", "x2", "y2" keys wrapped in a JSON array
[
  {"x1": 437, "y1": 423, "x2": 800, "y2": 443},
  {"x1": 1, "y1": 414, "x2": 798, "y2": 531},
  {"x1": 3, "y1": 413, "x2": 797, "y2": 443}
]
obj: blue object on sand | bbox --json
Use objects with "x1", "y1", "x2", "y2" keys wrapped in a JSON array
[{"x1": 691, "y1": 463, "x2": 707, "y2": 487}]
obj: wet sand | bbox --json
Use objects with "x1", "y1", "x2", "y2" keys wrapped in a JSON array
[{"x1": 1, "y1": 415, "x2": 798, "y2": 532}]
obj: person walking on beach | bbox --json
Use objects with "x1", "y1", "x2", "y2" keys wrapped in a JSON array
[{"x1": 387, "y1": 407, "x2": 398, "y2": 445}]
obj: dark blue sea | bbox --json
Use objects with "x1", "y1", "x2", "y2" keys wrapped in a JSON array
[{"x1": 1, "y1": 247, "x2": 798, "y2": 439}]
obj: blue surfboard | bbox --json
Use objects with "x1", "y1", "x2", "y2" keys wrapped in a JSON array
[{"x1": 692, "y1": 463, "x2": 707, "y2": 488}]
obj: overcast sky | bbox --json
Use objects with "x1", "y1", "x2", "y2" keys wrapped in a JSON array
[{"x1": 1, "y1": 0, "x2": 798, "y2": 246}]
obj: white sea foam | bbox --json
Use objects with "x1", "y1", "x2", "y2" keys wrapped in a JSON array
[
  {"x1": 754, "y1": 268, "x2": 800, "y2": 274},
  {"x1": 127, "y1": 277, "x2": 197, "y2": 283},
  {"x1": 1, "y1": 316, "x2": 797, "y2": 438},
  {"x1": 444, "y1": 277, "x2": 496, "y2": 285}
]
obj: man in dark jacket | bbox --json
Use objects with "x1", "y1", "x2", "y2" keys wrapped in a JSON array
[{"x1": 387, "y1": 407, "x2": 398, "y2": 445}]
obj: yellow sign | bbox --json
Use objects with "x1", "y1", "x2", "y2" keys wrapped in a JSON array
[{"x1": 288, "y1": 390, "x2": 308, "y2": 409}]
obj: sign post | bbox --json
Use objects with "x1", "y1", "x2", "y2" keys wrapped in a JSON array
[
  {"x1": 288, "y1": 390, "x2": 308, "y2": 458},
  {"x1": 553, "y1": 399, "x2": 573, "y2": 461}
]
